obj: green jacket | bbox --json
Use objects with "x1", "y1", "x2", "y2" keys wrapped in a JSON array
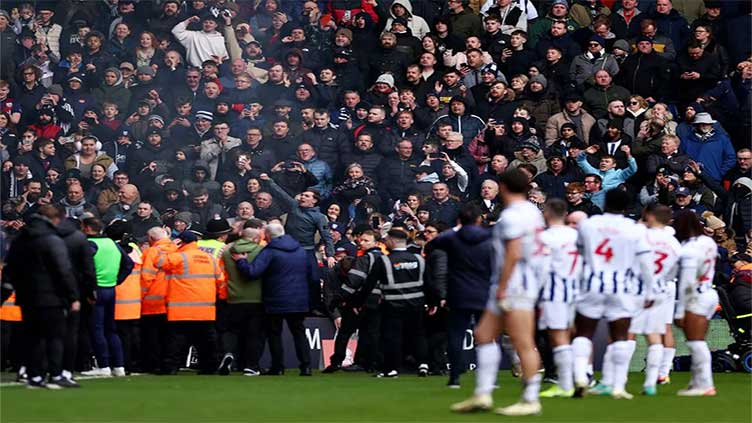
[{"x1": 222, "y1": 239, "x2": 263, "y2": 304}]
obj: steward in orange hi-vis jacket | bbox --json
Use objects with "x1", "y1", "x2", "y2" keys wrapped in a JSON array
[
  {"x1": 138, "y1": 227, "x2": 177, "y2": 373},
  {"x1": 157, "y1": 230, "x2": 223, "y2": 375}
]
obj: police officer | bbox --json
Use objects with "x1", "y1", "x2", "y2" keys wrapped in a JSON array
[
  {"x1": 198, "y1": 218, "x2": 231, "y2": 370},
  {"x1": 323, "y1": 229, "x2": 383, "y2": 373},
  {"x1": 371, "y1": 229, "x2": 433, "y2": 378}
]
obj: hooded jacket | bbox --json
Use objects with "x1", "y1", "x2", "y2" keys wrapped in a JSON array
[
  {"x1": 236, "y1": 234, "x2": 315, "y2": 314},
  {"x1": 429, "y1": 224, "x2": 493, "y2": 310},
  {"x1": 429, "y1": 100, "x2": 486, "y2": 144},
  {"x1": 382, "y1": 0, "x2": 431, "y2": 39}
]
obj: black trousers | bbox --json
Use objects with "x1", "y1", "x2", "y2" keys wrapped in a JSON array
[
  {"x1": 117, "y1": 319, "x2": 140, "y2": 372},
  {"x1": 163, "y1": 321, "x2": 218, "y2": 374},
  {"x1": 330, "y1": 307, "x2": 381, "y2": 370},
  {"x1": 265, "y1": 313, "x2": 310, "y2": 370},
  {"x1": 222, "y1": 303, "x2": 265, "y2": 371},
  {"x1": 0, "y1": 320, "x2": 24, "y2": 371},
  {"x1": 447, "y1": 308, "x2": 483, "y2": 380},
  {"x1": 62, "y1": 310, "x2": 80, "y2": 373},
  {"x1": 425, "y1": 307, "x2": 448, "y2": 373},
  {"x1": 215, "y1": 300, "x2": 229, "y2": 361},
  {"x1": 21, "y1": 306, "x2": 67, "y2": 379},
  {"x1": 140, "y1": 314, "x2": 167, "y2": 373},
  {"x1": 380, "y1": 304, "x2": 427, "y2": 373}
]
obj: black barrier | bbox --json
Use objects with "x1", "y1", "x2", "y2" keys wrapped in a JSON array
[{"x1": 257, "y1": 317, "x2": 613, "y2": 370}]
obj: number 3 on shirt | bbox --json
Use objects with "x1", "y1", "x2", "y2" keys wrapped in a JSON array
[{"x1": 595, "y1": 238, "x2": 614, "y2": 263}]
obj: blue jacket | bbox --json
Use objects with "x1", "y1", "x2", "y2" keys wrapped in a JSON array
[
  {"x1": 302, "y1": 157, "x2": 333, "y2": 199},
  {"x1": 235, "y1": 235, "x2": 314, "y2": 314},
  {"x1": 679, "y1": 129, "x2": 736, "y2": 181},
  {"x1": 429, "y1": 225, "x2": 493, "y2": 310},
  {"x1": 576, "y1": 151, "x2": 637, "y2": 191}
]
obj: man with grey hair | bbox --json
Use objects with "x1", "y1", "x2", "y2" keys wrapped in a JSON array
[
  {"x1": 232, "y1": 222, "x2": 316, "y2": 375},
  {"x1": 219, "y1": 227, "x2": 265, "y2": 376},
  {"x1": 470, "y1": 179, "x2": 501, "y2": 225}
]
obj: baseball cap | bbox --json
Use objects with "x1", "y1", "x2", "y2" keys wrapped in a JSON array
[{"x1": 675, "y1": 187, "x2": 691, "y2": 196}]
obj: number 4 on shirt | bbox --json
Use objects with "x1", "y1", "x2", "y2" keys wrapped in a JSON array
[{"x1": 595, "y1": 238, "x2": 614, "y2": 263}]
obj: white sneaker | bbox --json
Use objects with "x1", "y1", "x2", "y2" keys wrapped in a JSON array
[
  {"x1": 677, "y1": 386, "x2": 716, "y2": 397},
  {"x1": 112, "y1": 367, "x2": 126, "y2": 377},
  {"x1": 243, "y1": 368, "x2": 261, "y2": 377},
  {"x1": 81, "y1": 367, "x2": 112, "y2": 377},
  {"x1": 611, "y1": 389, "x2": 634, "y2": 400},
  {"x1": 494, "y1": 401, "x2": 542, "y2": 416},
  {"x1": 450, "y1": 394, "x2": 493, "y2": 413}
]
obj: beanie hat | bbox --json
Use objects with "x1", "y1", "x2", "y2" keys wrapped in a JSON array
[
  {"x1": 375, "y1": 73, "x2": 395, "y2": 88},
  {"x1": 551, "y1": 0, "x2": 569, "y2": 8},
  {"x1": 589, "y1": 34, "x2": 606, "y2": 47},
  {"x1": 517, "y1": 136, "x2": 541, "y2": 153},
  {"x1": 195, "y1": 110, "x2": 214, "y2": 121},
  {"x1": 529, "y1": 74, "x2": 548, "y2": 90},
  {"x1": 335, "y1": 28, "x2": 353, "y2": 42},
  {"x1": 613, "y1": 39, "x2": 630, "y2": 52}
]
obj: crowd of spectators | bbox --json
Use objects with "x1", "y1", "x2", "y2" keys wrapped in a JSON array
[{"x1": 0, "y1": 0, "x2": 750, "y2": 262}]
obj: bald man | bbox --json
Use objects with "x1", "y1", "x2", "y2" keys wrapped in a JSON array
[{"x1": 102, "y1": 184, "x2": 141, "y2": 223}]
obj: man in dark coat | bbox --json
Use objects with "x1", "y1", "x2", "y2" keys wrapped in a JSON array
[
  {"x1": 233, "y1": 223, "x2": 316, "y2": 375},
  {"x1": 429, "y1": 204, "x2": 493, "y2": 387},
  {"x1": 4, "y1": 205, "x2": 80, "y2": 389}
]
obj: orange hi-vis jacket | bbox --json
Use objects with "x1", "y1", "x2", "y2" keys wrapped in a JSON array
[
  {"x1": 115, "y1": 247, "x2": 143, "y2": 321},
  {"x1": 0, "y1": 293, "x2": 22, "y2": 322},
  {"x1": 140, "y1": 238, "x2": 178, "y2": 315},
  {"x1": 158, "y1": 242, "x2": 222, "y2": 322}
]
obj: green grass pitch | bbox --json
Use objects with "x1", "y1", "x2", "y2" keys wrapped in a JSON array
[{"x1": 1, "y1": 372, "x2": 750, "y2": 422}]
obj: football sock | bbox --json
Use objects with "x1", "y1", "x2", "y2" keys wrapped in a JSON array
[
  {"x1": 572, "y1": 337, "x2": 592, "y2": 386},
  {"x1": 474, "y1": 343, "x2": 501, "y2": 396},
  {"x1": 553, "y1": 345, "x2": 574, "y2": 392},
  {"x1": 644, "y1": 344, "x2": 664, "y2": 388},
  {"x1": 658, "y1": 347, "x2": 676, "y2": 378}
]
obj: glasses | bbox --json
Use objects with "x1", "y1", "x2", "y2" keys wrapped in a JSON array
[
  {"x1": 588, "y1": 43, "x2": 601, "y2": 47},
  {"x1": 629, "y1": 101, "x2": 639, "y2": 105}
]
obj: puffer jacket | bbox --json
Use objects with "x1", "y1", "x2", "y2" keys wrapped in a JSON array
[
  {"x1": 4, "y1": 216, "x2": 78, "y2": 308},
  {"x1": 236, "y1": 235, "x2": 315, "y2": 314}
]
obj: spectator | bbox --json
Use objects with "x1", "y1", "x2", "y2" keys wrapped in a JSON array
[
  {"x1": 233, "y1": 223, "x2": 316, "y2": 376},
  {"x1": 646, "y1": 134, "x2": 691, "y2": 176},
  {"x1": 679, "y1": 112, "x2": 736, "y2": 181},
  {"x1": 570, "y1": 35, "x2": 620, "y2": 88},
  {"x1": 172, "y1": 15, "x2": 229, "y2": 68},
  {"x1": 545, "y1": 93, "x2": 597, "y2": 146},
  {"x1": 583, "y1": 70, "x2": 631, "y2": 120}
]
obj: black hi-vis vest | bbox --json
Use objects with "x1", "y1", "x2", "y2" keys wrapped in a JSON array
[{"x1": 378, "y1": 250, "x2": 426, "y2": 308}]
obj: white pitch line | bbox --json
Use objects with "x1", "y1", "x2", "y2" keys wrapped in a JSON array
[{"x1": 1, "y1": 373, "x2": 145, "y2": 388}]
